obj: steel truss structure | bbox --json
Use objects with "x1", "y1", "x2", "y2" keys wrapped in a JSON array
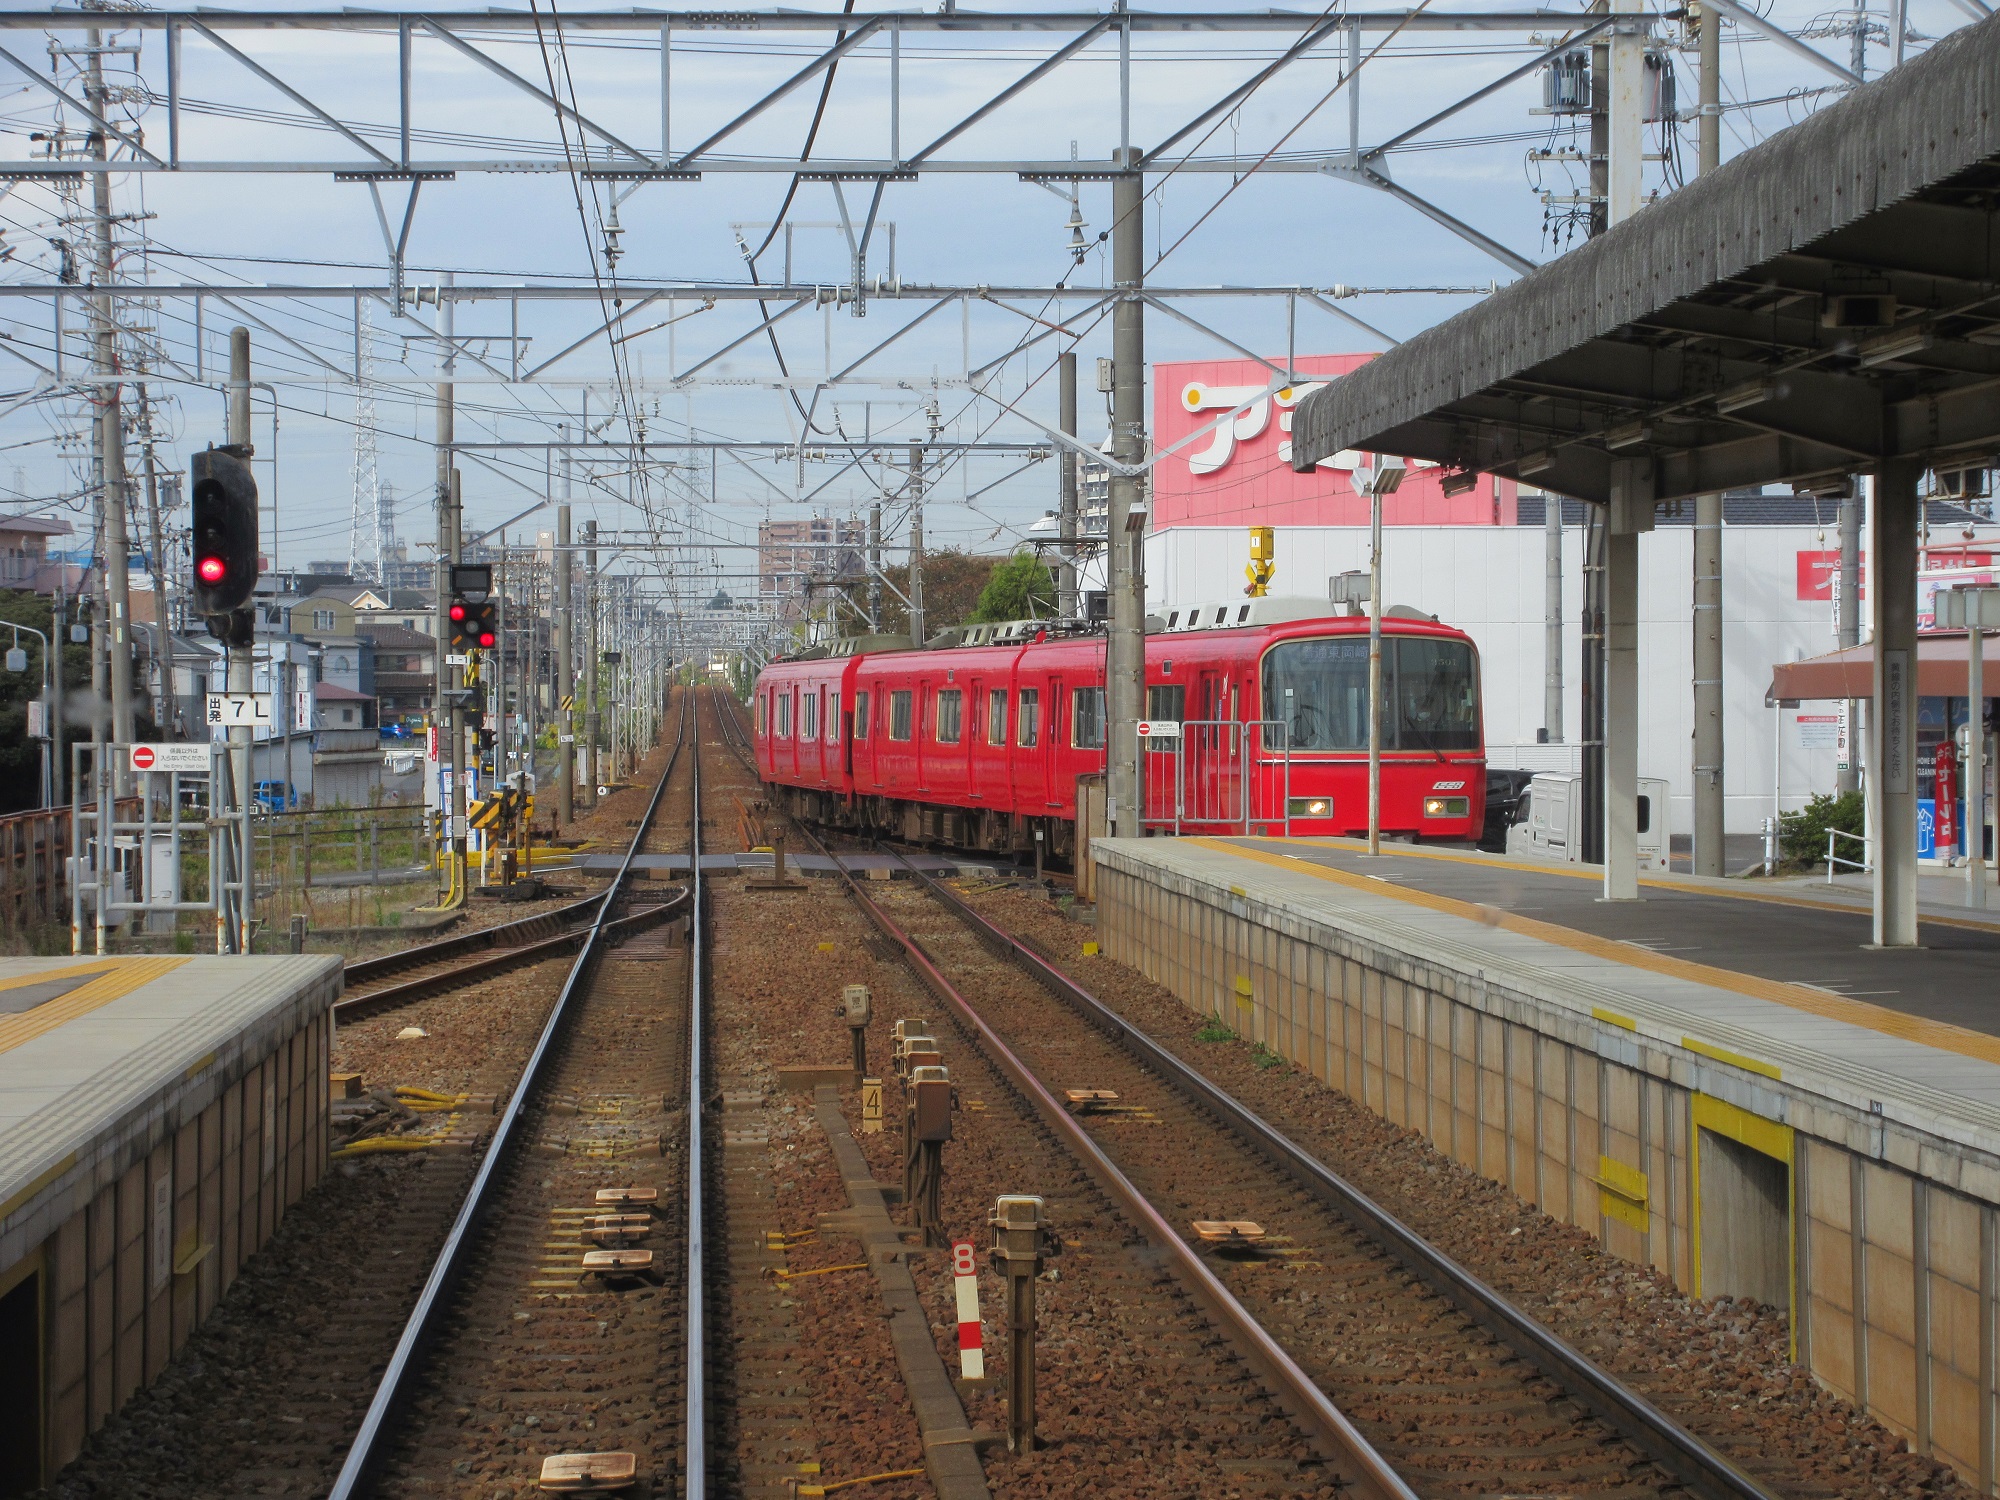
[{"x1": 0, "y1": 3, "x2": 1933, "y2": 657}]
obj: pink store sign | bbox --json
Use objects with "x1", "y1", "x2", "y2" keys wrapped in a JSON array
[{"x1": 1150, "y1": 355, "x2": 1518, "y2": 530}]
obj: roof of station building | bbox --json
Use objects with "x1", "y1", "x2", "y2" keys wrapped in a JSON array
[{"x1": 1290, "y1": 13, "x2": 2000, "y2": 504}]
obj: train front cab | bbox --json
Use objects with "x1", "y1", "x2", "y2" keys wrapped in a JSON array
[{"x1": 1251, "y1": 623, "x2": 1485, "y2": 841}]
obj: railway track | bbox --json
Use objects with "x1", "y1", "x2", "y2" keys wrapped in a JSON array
[
  {"x1": 327, "y1": 689, "x2": 706, "y2": 1499},
  {"x1": 708, "y1": 693, "x2": 1783, "y2": 1500},
  {"x1": 335, "y1": 895, "x2": 689, "y2": 1022}
]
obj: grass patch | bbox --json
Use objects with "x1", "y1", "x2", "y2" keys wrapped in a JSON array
[
  {"x1": 1251, "y1": 1043, "x2": 1285, "y2": 1071},
  {"x1": 1195, "y1": 1018, "x2": 1237, "y2": 1043}
]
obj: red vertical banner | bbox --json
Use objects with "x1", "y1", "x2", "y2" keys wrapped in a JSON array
[{"x1": 1936, "y1": 740, "x2": 1960, "y2": 853}]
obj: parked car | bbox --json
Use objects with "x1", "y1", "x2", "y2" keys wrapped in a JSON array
[
  {"x1": 1480, "y1": 769, "x2": 1535, "y2": 851},
  {"x1": 253, "y1": 780, "x2": 298, "y2": 814}
]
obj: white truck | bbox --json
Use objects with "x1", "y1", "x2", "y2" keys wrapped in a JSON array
[{"x1": 1505, "y1": 771, "x2": 1670, "y2": 872}]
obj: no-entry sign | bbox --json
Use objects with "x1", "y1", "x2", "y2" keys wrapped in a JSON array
[{"x1": 130, "y1": 743, "x2": 210, "y2": 774}]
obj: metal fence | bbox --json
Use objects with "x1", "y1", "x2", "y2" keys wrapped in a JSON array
[{"x1": 1146, "y1": 719, "x2": 1295, "y2": 837}]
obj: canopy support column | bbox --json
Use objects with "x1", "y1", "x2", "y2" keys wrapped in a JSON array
[
  {"x1": 1871, "y1": 457, "x2": 1921, "y2": 947},
  {"x1": 1603, "y1": 461, "x2": 1652, "y2": 901}
]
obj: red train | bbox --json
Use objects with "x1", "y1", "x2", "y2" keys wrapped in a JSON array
[{"x1": 750, "y1": 598, "x2": 1485, "y2": 860}]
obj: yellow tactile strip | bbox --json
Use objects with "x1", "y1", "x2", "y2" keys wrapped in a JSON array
[
  {"x1": 1190, "y1": 839, "x2": 2000, "y2": 1072},
  {"x1": 0, "y1": 958, "x2": 193, "y2": 1058},
  {"x1": 1254, "y1": 833, "x2": 2000, "y2": 935}
]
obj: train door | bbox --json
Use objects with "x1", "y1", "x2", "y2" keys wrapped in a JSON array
[
  {"x1": 1045, "y1": 673, "x2": 1067, "y2": 814},
  {"x1": 1015, "y1": 674, "x2": 1047, "y2": 813},
  {"x1": 916, "y1": 681, "x2": 931, "y2": 792},
  {"x1": 1184, "y1": 669, "x2": 1231, "y2": 827}
]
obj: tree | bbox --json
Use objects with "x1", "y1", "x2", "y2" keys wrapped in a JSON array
[
  {"x1": 866, "y1": 549, "x2": 1002, "y2": 639},
  {"x1": 0, "y1": 590, "x2": 93, "y2": 815},
  {"x1": 969, "y1": 551, "x2": 1057, "y2": 624}
]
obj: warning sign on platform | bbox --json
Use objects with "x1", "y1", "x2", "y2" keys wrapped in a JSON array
[
  {"x1": 1136, "y1": 720, "x2": 1180, "y2": 740},
  {"x1": 129, "y1": 743, "x2": 211, "y2": 774}
]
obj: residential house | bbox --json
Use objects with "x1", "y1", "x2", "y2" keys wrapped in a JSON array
[{"x1": 356, "y1": 621, "x2": 435, "y2": 729}]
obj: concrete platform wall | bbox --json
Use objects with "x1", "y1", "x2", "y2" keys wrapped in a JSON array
[
  {"x1": 23, "y1": 1011, "x2": 329, "y2": 1486},
  {"x1": 1099, "y1": 861, "x2": 2000, "y2": 1491}
]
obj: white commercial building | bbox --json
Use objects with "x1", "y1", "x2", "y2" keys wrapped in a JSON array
[{"x1": 1146, "y1": 511, "x2": 1989, "y2": 839}]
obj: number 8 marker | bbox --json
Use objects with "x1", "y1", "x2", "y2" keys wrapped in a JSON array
[{"x1": 950, "y1": 1238, "x2": 984, "y2": 1379}]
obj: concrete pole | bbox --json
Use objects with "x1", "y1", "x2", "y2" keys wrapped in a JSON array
[
  {"x1": 1689, "y1": 5, "x2": 1726, "y2": 877},
  {"x1": 227, "y1": 329, "x2": 255, "y2": 952},
  {"x1": 1058, "y1": 350, "x2": 1080, "y2": 619},
  {"x1": 584, "y1": 518, "x2": 599, "y2": 807},
  {"x1": 434, "y1": 373, "x2": 455, "y2": 870},
  {"x1": 1543, "y1": 497, "x2": 1563, "y2": 742},
  {"x1": 1871, "y1": 457, "x2": 1920, "y2": 947},
  {"x1": 907, "y1": 445, "x2": 926, "y2": 647},
  {"x1": 1697, "y1": 0, "x2": 1721, "y2": 175},
  {"x1": 449, "y1": 468, "x2": 467, "y2": 856},
  {"x1": 1837, "y1": 492, "x2": 1862, "y2": 793},
  {"x1": 1368, "y1": 488, "x2": 1384, "y2": 855},
  {"x1": 1106, "y1": 145, "x2": 1147, "y2": 838},
  {"x1": 867, "y1": 500, "x2": 883, "y2": 632},
  {"x1": 556, "y1": 476, "x2": 574, "y2": 824},
  {"x1": 1607, "y1": 0, "x2": 1646, "y2": 223},
  {"x1": 1969, "y1": 623, "x2": 1985, "y2": 909},
  {"x1": 136, "y1": 386, "x2": 172, "y2": 734},
  {"x1": 88, "y1": 30, "x2": 135, "y2": 785}
]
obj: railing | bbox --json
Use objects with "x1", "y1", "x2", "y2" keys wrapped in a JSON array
[
  {"x1": 1147, "y1": 719, "x2": 1294, "y2": 837},
  {"x1": 0, "y1": 799, "x2": 140, "y2": 929},
  {"x1": 1825, "y1": 826, "x2": 1872, "y2": 882}
]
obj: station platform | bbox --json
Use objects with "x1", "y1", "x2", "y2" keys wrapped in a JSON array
[
  {"x1": 1091, "y1": 835, "x2": 2000, "y2": 1487},
  {"x1": 571, "y1": 850, "x2": 1011, "y2": 879},
  {"x1": 0, "y1": 954, "x2": 340, "y2": 1485}
]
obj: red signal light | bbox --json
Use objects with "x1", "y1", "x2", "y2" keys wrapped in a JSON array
[
  {"x1": 197, "y1": 555, "x2": 227, "y2": 584},
  {"x1": 478, "y1": 630, "x2": 497, "y2": 648},
  {"x1": 449, "y1": 602, "x2": 467, "y2": 621}
]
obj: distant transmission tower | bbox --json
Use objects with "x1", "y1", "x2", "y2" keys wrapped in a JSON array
[
  {"x1": 377, "y1": 480, "x2": 398, "y2": 584},
  {"x1": 349, "y1": 300, "x2": 383, "y2": 581}
]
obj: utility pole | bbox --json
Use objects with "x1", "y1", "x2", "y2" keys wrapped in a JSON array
[
  {"x1": 227, "y1": 329, "x2": 256, "y2": 953},
  {"x1": 1105, "y1": 144, "x2": 1147, "y2": 838},
  {"x1": 450, "y1": 468, "x2": 467, "y2": 865},
  {"x1": 87, "y1": 26, "x2": 135, "y2": 785},
  {"x1": 555, "y1": 492, "x2": 575, "y2": 826},
  {"x1": 136, "y1": 384, "x2": 174, "y2": 735},
  {"x1": 1691, "y1": 0, "x2": 1727, "y2": 877},
  {"x1": 867, "y1": 499, "x2": 883, "y2": 632},
  {"x1": 435, "y1": 280, "x2": 465, "y2": 897},
  {"x1": 1058, "y1": 350, "x2": 1080, "y2": 619},
  {"x1": 907, "y1": 446, "x2": 926, "y2": 647},
  {"x1": 584, "y1": 518, "x2": 599, "y2": 808}
]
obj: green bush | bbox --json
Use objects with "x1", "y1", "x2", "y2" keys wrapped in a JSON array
[{"x1": 1779, "y1": 790, "x2": 1865, "y2": 871}]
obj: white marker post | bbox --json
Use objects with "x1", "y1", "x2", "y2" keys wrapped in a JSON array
[{"x1": 951, "y1": 1238, "x2": 984, "y2": 1379}]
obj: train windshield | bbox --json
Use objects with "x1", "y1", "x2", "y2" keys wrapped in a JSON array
[{"x1": 1261, "y1": 636, "x2": 1480, "y2": 752}]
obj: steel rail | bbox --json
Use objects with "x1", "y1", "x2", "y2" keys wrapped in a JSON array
[
  {"x1": 771, "y1": 824, "x2": 1416, "y2": 1496},
  {"x1": 684, "y1": 698, "x2": 709, "y2": 1497},
  {"x1": 896, "y1": 859, "x2": 1781, "y2": 1500},
  {"x1": 325, "y1": 691, "x2": 691, "y2": 1500},
  {"x1": 341, "y1": 895, "x2": 601, "y2": 988},
  {"x1": 334, "y1": 897, "x2": 689, "y2": 1022}
]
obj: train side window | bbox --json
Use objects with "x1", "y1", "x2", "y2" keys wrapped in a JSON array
[
  {"x1": 853, "y1": 691, "x2": 870, "y2": 741},
  {"x1": 936, "y1": 689, "x2": 963, "y2": 744},
  {"x1": 987, "y1": 689, "x2": 1008, "y2": 746},
  {"x1": 889, "y1": 690, "x2": 913, "y2": 741},
  {"x1": 827, "y1": 690, "x2": 841, "y2": 742},
  {"x1": 755, "y1": 693, "x2": 766, "y2": 737},
  {"x1": 1145, "y1": 685, "x2": 1185, "y2": 752},
  {"x1": 802, "y1": 691, "x2": 819, "y2": 740},
  {"x1": 776, "y1": 690, "x2": 792, "y2": 739},
  {"x1": 1017, "y1": 689, "x2": 1040, "y2": 748},
  {"x1": 1072, "y1": 687, "x2": 1106, "y2": 750}
]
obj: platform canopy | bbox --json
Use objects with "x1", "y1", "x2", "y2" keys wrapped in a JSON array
[
  {"x1": 1770, "y1": 634, "x2": 1995, "y2": 702},
  {"x1": 1289, "y1": 12, "x2": 2000, "y2": 502}
]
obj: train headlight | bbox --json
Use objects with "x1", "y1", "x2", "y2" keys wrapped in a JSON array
[
  {"x1": 1423, "y1": 796, "x2": 1470, "y2": 818},
  {"x1": 1287, "y1": 797, "x2": 1332, "y2": 817}
]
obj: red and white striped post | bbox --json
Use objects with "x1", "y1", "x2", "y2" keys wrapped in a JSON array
[{"x1": 950, "y1": 1238, "x2": 984, "y2": 1379}]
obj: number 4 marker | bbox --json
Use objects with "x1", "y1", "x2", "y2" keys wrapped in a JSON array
[{"x1": 950, "y1": 1239, "x2": 984, "y2": 1379}]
